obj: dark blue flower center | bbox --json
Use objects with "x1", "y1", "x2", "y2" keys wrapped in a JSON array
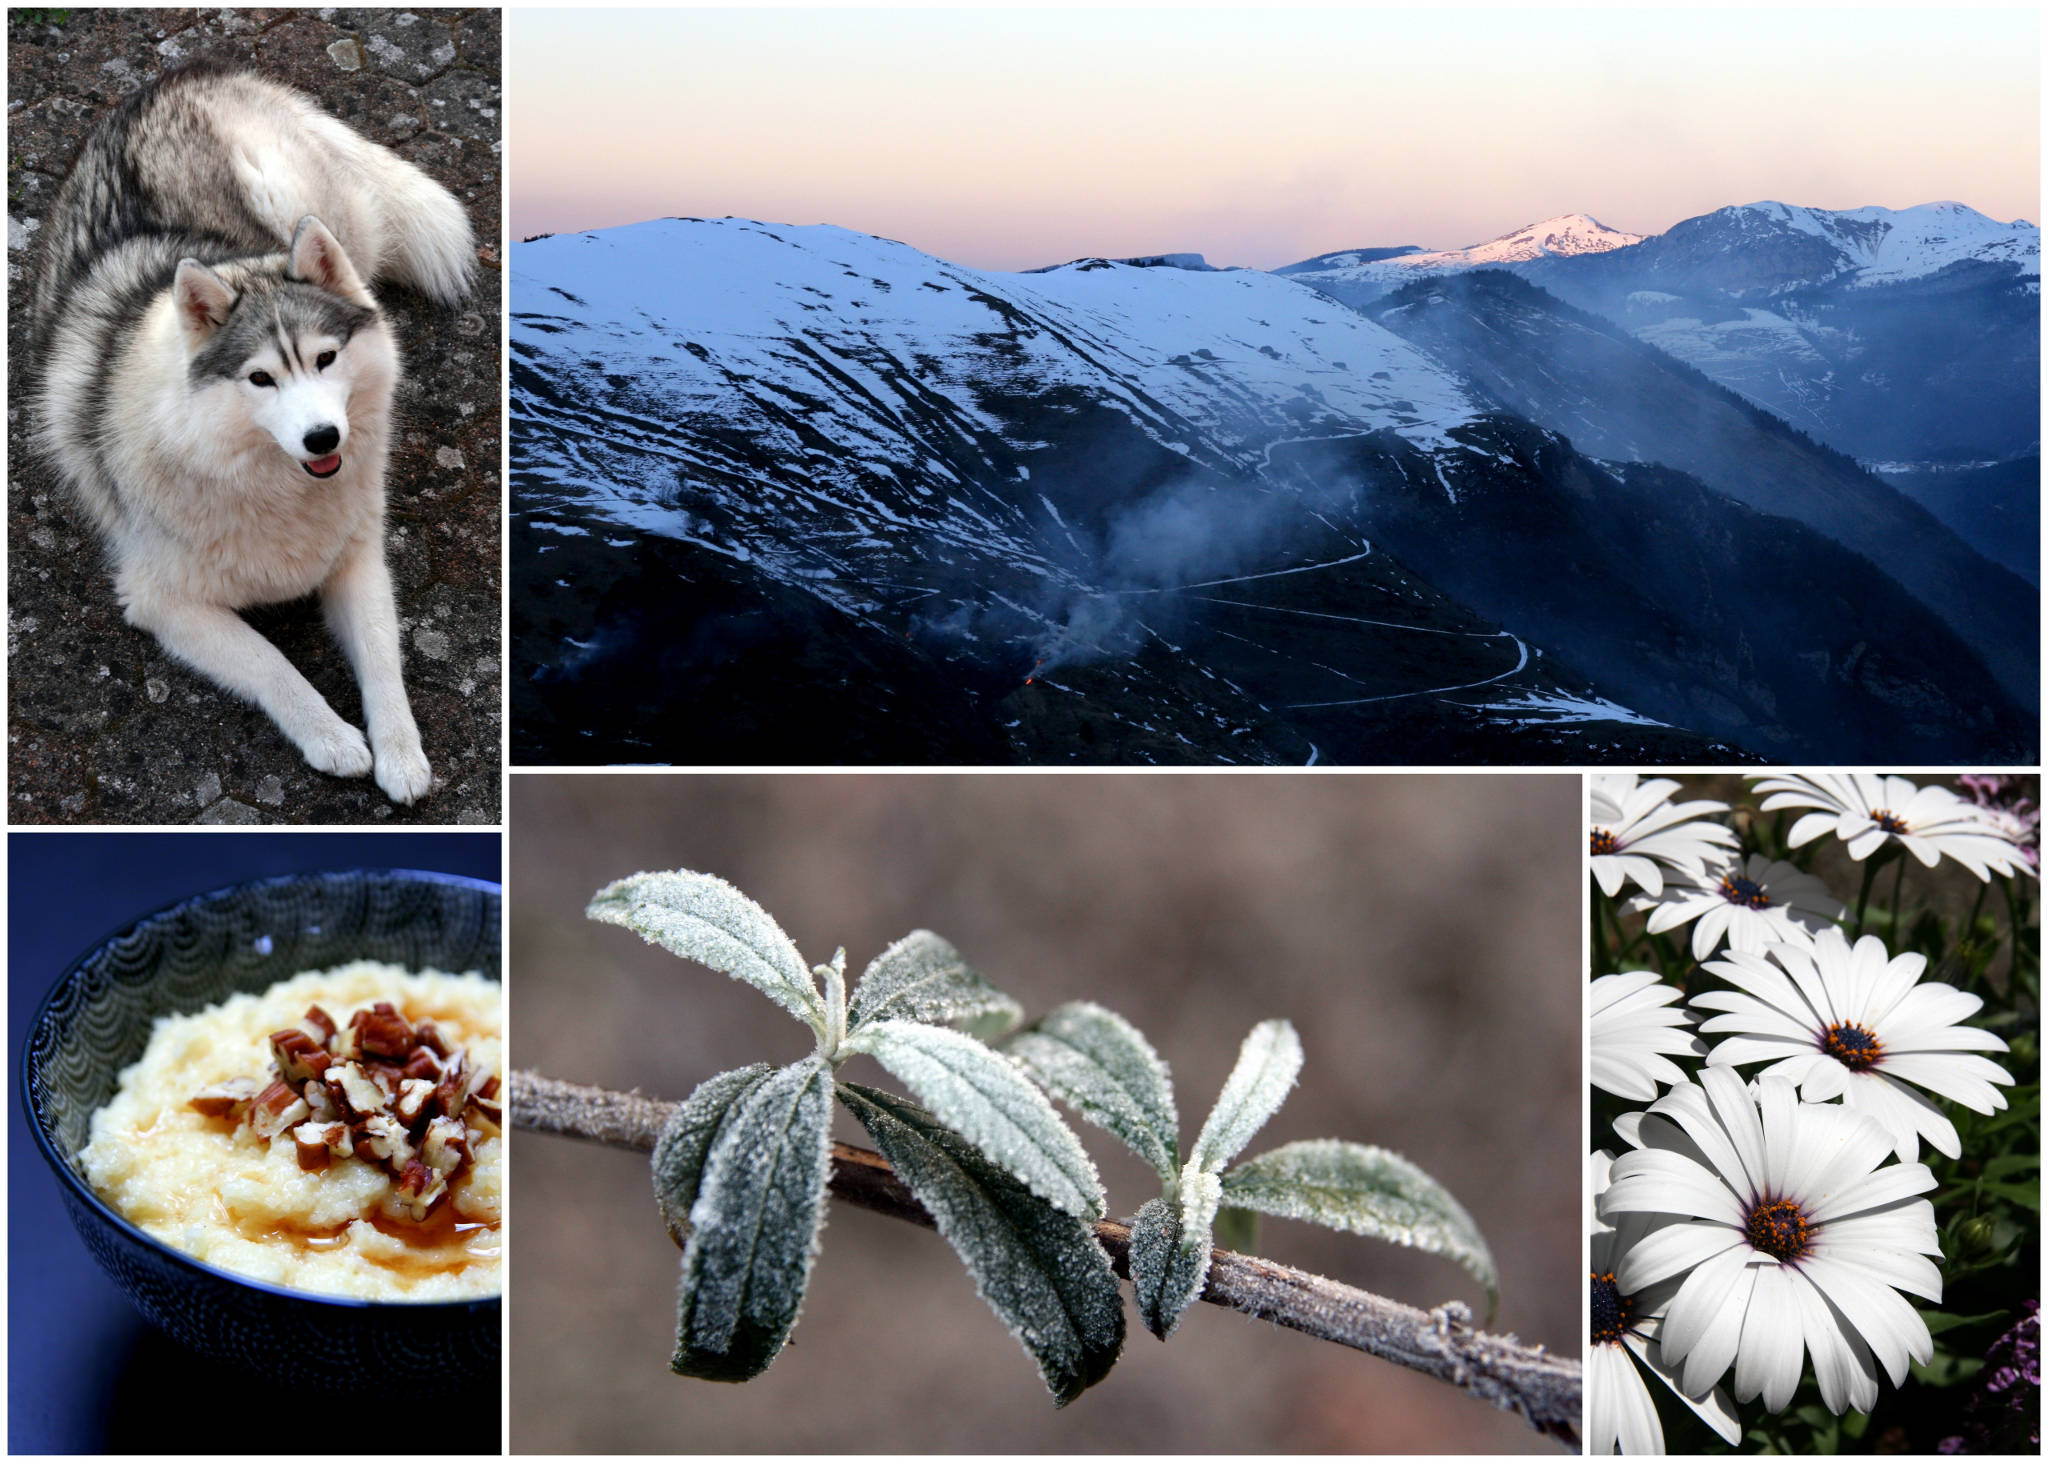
[
  {"x1": 1591, "y1": 828, "x2": 1618, "y2": 856},
  {"x1": 1822, "y1": 1021, "x2": 1884, "y2": 1072},
  {"x1": 1719, "y1": 874, "x2": 1772, "y2": 909},
  {"x1": 1872, "y1": 808, "x2": 1910, "y2": 835},
  {"x1": 1590, "y1": 1270, "x2": 1634, "y2": 1345},
  {"x1": 1746, "y1": 1196, "x2": 1813, "y2": 1262}
]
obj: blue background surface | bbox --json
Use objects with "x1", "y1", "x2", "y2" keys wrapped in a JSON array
[{"x1": 8, "y1": 832, "x2": 501, "y2": 1453}]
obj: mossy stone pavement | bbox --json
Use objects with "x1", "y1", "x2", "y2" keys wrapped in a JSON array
[{"x1": 8, "y1": 8, "x2": 501, "y2": 824}]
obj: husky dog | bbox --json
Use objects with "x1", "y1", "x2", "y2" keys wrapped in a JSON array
[{"x1": 32, "y1": 61, "x2": 475, "y2": 804}]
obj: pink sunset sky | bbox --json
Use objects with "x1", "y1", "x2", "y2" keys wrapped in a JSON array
[{"x1": 508, "y1": 7, "x2": 2040, "y2": 271}]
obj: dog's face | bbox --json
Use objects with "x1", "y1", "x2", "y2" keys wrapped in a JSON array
[
  {"x1": 174, "y1": 217, "x2": 393, "y2": 478},
  {"x1": 227, "y1": 317, "x2": 360, "y2": 478}
]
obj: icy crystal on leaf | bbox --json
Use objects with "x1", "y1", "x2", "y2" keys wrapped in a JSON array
[
  {"x1": 1004, "y1": 1001, "x2": 1180, "y2": 1182},
  {"x1": 588, "y1": 870, "x2": 825, "y2": 1034},
  {"x1": 838, "y1": 1082, "x2": 1125, "y2": 1405}
]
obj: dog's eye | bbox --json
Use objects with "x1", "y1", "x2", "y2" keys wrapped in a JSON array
[
  {"x1": 315, "y1": 351, "x2": 336, "y2": 370},
  {"x1": 248, "y1": 370, "x2": 274, "y2": 388}
]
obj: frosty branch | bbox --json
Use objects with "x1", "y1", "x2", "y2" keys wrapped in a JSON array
[{"x1": 512, "y1": 1069, "x2": 1582, "y2": 1445}]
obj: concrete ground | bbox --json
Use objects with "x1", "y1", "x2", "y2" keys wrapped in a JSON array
[{"x1": 8, "y1": 8, "x2": 501, "y2": 824}]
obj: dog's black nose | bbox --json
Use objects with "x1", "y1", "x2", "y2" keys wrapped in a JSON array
[{"x1": 303, "y1": 424, "x2": 340, "y2": 455}]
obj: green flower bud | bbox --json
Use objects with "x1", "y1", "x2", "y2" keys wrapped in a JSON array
[{"x1": 1958, "y1": 1215, "x2": 1997, "y2": 1257}]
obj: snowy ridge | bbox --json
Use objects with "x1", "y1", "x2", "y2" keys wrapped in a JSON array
[
  {"x1": 1727, "y1": 201, "x2": 2038, "y2": 286},
  {"x1": 514, "y1": 217, "x2": 1477, "y2": 468},
  {"x1": 1280, "y1": 214, "x2": 1643, "y2": 292}
]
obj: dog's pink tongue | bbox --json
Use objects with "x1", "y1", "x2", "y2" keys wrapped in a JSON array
[{"x1": 307, "y1": 454, "x2": 341, "y2": 475}]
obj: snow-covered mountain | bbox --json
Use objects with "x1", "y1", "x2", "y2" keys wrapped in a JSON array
[
  {"x1": 1274, "y1": 200, "x2": 2038, "y2": 463},
  {"x1": 509, "y1": 216, "x2": 2033, "y2": 765},
  {"x1": 1519, "y1": 201, "x2": 2041, "y2": 461},
  {"x1": 1366, "y1": 270, "x2": 2037, "y2": 700},
  {"x1": 1645, "y1": 200, "x2": 2038, "y2": 292},
  {"x1": 1278, "y1": 214, "x2": 1644, "y2": 299}
]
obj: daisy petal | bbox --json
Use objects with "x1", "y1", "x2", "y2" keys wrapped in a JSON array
[{"x1": 1734, "y1": 1263, "x2": 1805, "y2": 1411}]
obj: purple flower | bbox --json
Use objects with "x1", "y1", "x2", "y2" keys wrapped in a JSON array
[
  {"x1": 1958, "y1": 777, "x2": 2041, "y2": 873},
  {"x1": 1937, "y1": 1300, "x2": 2039, "y2": 1454}
]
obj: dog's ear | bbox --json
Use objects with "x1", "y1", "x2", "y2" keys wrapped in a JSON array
[
  {"x1": 287, "y1": 215, "x2": 371, "y2": 302},
  {"x1": 173, "y1": 260, "x2": 236, "y2": 345}
]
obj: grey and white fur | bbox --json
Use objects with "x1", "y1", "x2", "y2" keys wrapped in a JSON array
[{"x1": 32, "y1": 60, "x2": 474, "y2": 804}]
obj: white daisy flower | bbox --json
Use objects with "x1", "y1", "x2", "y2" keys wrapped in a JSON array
[
  {"x1": 1752, "y1": 773, "x2": 2035, "y2": 881},
  {"x1": 1600, "y1": 1067, "x2": 1941, "y2": 1416},
  {"x1": 1694, "y1": 926, "x2": 2014, "y2": 1160},
  {"x1": 1591, "y1": 972, "x2": 1707, "y2": 1102},
  {"x1": 1631, "y1": 853, "x2": 1846, "y2": 961},
  {"x1": 1591, "y1": 775, "x2": 1738, "y2": 898},
  {"x1": 1589, "y1": 1150, "x2": 1740, "y2": 1453}
]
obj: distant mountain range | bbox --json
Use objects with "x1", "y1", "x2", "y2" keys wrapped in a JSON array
[
  {"x1": 1279, "y1": 212, "x2": 1644, "y2": 285},
  {"x1": 1289, "y1": 202, "x2": 2040, "y2": 473},
  {"x1": 510, "y1": 203, "x2": 2036, "y2": 765}
]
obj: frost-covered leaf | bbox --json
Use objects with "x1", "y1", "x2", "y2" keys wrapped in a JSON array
[
  {"x1": 846, "y1": 930, "x2": 1024, "y2": 1039},
  {"x1": 671, "y1": 1056, "x2": 834, "y2": 1381},
  {"x1": 1128, "y1": 1185, "x2": 1217, "y2": 1341},
  {"x1": 1222, "y1": 1138, "x2": 1499, "y2": 1313},
  {"x1": 651, "y1": 1063, "x2": 776, "y2": 1247},
  {"x1": 1188, "y1": 1019, "x2": 1302, "y2": 1175},
  {"x1": 588, "y1": 871, "x2": 824, "y2": 1034},
  {"x1": 1003, "y1": 1001, "x2": 1179, "y2": 1182},
  {"x1": 837, "y1": 1082, "x2": 1125, "y2": 1405},
  {"x1": 840, "y1": 1020, "x2": 1104, "y2": 1218}
]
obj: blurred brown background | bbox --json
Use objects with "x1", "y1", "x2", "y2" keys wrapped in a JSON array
[{"x1": 508, "y1": 774, "x2": 1580, "y2": 1453}]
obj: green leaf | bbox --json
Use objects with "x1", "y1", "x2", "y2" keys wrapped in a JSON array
[
  {"x1": 588, "y1": 871, "x2": 824, "y2": 1034},
  {"x1": 840, "y1": 1020, "x2": 1104, "y2": 1217},
  {"x1": 846, "y1": 930, "x2": 1024, "y2": 1039},
  {"x1": 1003, "y1": 1001, "x2": 1179, "y2": 1182},
  {"x1": 651, "y1": 1063, "x2": 777, "y2": 1246},
  {"x1": 1921, "y1": 1308, "x2": 2011, "y2": 1337},
  {"x1": 1188, "y1": 1018, "x2": 1301, "y2": 1175},
  {"x1": 1220, "y1": 1138, "x2": 1499, "y2": 1314},
  {"x1": 1129, "y1": 1166, "x2": 1222, "y2": 1340},
  {"x1": 837, "y1": 1082, "x2": 1125, "y2": 1405},
  {"x1": 671, "y1": 1056, "x2": 834, "y2": 1381}
]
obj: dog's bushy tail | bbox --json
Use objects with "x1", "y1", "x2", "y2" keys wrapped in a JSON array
[{"x1": 368, "y1": 148, "x2": 476, "y2": 306}]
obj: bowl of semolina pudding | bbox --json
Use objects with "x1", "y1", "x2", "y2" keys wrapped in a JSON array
[{"x1": 22, "y1": 868, "x2": 501, "y2": 1385}]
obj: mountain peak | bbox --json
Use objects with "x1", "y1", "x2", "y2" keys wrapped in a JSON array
[
  {"x1": 1455, "y1": 213, "x2": 1645, "y2": 263},
  {"x1": 1714, "y1": 200, "x2": 2039, "y2": 283}
]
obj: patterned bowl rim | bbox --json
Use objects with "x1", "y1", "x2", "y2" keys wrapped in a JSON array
[{"x1": 21, "y1": 867, "x2": 504, "y2": 1316}]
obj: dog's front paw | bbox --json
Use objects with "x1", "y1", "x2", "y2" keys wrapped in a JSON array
[
  {"x1": 374, "y1": 739, "x2": 434, "y2": 805},
  {"x1": 300, "y1": 721, "x2": 373, "y2": 779}
]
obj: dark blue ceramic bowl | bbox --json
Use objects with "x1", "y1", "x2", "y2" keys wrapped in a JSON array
[{"x1": 22, "y1": 869, "x2": 501, "y2": 1386}]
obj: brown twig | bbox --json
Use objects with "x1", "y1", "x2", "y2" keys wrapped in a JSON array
[{"x1": 512, "y1": 1070, "x2": 1581, "y2": 1446}]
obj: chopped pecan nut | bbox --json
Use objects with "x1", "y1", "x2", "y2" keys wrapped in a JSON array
[
  {"x1": 366, "y1": 1062, "x2": 407, "y2": 1099},
  {"x1": 357, "y1": 1113, "x2": 414, "y2": 1170},
  {"x1": 413, "y1": 1019, "x2": 452, "y2": 1058},
  {"x1": 250, "y1": 1081, "x2": 311, "y2": 1141},
  {"x1": 469, "y1": 1094, "x2": 503, "y2": 1130},
  {"x1": 304, "y1": 1080, "x2": 340, "y2": 1123},
  {"x1": 333, "y1": 1062, "x2": 389, "y2": 1118},
  {"x1": 350, "y1": 1003, "x2": 413, "y2": 1059},
  {"x1": 330, "y1": 1021, "x2": 362, "y2": 1062},
  {"x1": 401, "y1": 1048, "x2": 442, "y2": 1083},
  {"x1": 270, "y1": 1028, "x2": 332, "y2": 1085},
  {"x1": 300, "y1": 1005, "x2": 338, "y2": 1045},
  {"x1": 292, "y1": 1122, "x2": 340, "y2": 1171},
  {"x1": 395, "y1": 1078, "x2": 436, "y2": 1127},
  {"x1": 432, "y1": 1049, "x2": 473, "y2": 1120},
  {"x1": 393, "y1": 1159, "x2": 449, "y2": 1221},
  {"x1": 189, "y1": 1077, "x2": 261, "y2": 1120},
  {"x1": 421, "y1": 1114, "x2": 472, "y2": 1174}
]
